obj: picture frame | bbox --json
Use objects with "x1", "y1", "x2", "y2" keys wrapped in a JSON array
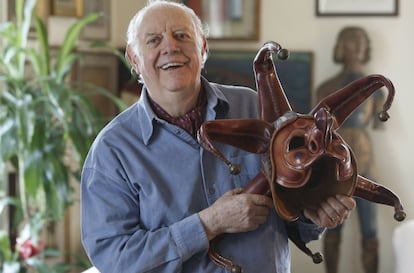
[
  {"x1": 203, "y1": 50, "x2": 313, "y2": 114},
  {"x1": 182, "y1": 0, "x2": 260, "y2": 41},
  {"x1": 316, "y1": 0, "x2": 399, "y2": 16},
  {"x1": 80, "y1": 0, "x2": 111, "y2": 40},
  {"x1": 51, "y1": 0, "x2": 83, "y2": 17}
]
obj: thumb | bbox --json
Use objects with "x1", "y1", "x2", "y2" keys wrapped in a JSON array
[{"x1": 223, "y1": 188, "x2": 243, "y2": 196}]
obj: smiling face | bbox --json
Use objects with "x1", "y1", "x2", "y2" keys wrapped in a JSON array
[{"x1": 126, "y1": 3, "x2": 207, "y2": 111}]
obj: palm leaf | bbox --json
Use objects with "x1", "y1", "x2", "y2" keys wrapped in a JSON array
[
  {"x1": 33, "y1": 15, "x2": 50, "y2": 77},
  {"x1": 54, "y1": 13, "x2": 102, "y2": 82}
]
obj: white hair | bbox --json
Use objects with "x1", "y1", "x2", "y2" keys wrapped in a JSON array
[{"x1": 126, "y1": 0, "x2": 209, "y2": 67}]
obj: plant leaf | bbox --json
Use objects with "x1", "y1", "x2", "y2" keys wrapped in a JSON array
[
  {"x1": 0, "y1": 230, "x2": 12, "y2": 261},
  {"x1": 54, "y1": 13, "x2": 101, "y2": 81}
]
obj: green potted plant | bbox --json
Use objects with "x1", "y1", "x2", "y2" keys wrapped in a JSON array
[{"x1": 0, "y1": 0, "x2": 125, "y2": 272}]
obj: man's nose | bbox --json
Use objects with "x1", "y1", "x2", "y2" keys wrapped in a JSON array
[{"x1": 161, "y1": 36, "x2": 180, "y2": 53}]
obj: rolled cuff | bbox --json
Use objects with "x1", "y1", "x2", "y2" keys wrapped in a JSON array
[{"x1": 170, "y1": 213, "x2": 210, "y2": 260}]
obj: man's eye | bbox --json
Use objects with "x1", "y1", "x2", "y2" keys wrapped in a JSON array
[
  {"x1": 147, "y1": 37, "x2": 160, "y2": 45},
  {"x1": 176, "y1": 32, "x2": 190, "y2": 40}
]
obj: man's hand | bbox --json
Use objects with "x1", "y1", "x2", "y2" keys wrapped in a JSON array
[
  {"x1": 198, "y1": 188, "x2": 274, "y2": 240},
  {"x1": 303, "y1": 195, "x2": 356, "y2": 228}
]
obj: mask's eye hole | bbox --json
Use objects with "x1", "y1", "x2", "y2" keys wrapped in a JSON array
[{"x1": 289, "y1": 136, "x2": 305, "y2": 151}]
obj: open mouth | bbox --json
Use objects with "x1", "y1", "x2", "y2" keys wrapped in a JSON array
[{"x1": 159, "y1": 62, "x2": 185, "y2": 70}]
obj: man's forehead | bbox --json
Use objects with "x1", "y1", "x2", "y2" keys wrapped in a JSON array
[
  {"x1": 139, "y1": 6, "x2": 194, "y2": 33},
  {"x1": 143, "y1": 4, "x2": 192, "y2": 23},
  {"x1": 138, "y1": 24, "x2": 195, "y2": 41}
]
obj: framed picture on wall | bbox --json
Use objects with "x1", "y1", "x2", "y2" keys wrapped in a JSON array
[
  {"x1": 203, "y1": 51, "x2": 313, "y2": 114},
  {"x1": 80, "y1": 0, "x2": 111, "y2": 40},
  {"x1": 51, "y1": 0, "x2": 83, "y2": 17},
  {"x1": 182, "y1": 0, "x2": 260, "y2": 41},
  {"x1": 316, "y1": 0, "x2": 399, "y2": 16}
]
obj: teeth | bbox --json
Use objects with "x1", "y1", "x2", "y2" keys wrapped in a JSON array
[{"x1": 161, "y1": 62, "x2": 183, "y2": 69}]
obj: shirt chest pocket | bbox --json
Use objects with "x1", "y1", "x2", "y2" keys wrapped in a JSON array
[{"x1": 228, "y1": 153, "x2": 262, "y2": 188}]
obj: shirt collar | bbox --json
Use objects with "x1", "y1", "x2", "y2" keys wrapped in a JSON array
[
  {"x1": 137, "y1": 77, "x2": 230, "y2": 145},
  {"x1": 147, "y1": 88, "x2": 207, "y2": 138}
]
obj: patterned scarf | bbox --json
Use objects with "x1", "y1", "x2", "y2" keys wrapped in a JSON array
[{"x1": 148, "y1": 89, "x2": 207, "y2": 138}]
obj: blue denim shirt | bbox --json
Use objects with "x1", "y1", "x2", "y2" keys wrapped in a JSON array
[{"x1": 81, "y1": 77, "x2": 324, "y2": 273}]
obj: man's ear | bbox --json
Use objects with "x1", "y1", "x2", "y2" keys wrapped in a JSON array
[
  {"x1": 201, "y1": 36, "x2": 208, "y2": 57},
  {"x1": 125, "y1": 45, "x2": 140, "y2": 75}
]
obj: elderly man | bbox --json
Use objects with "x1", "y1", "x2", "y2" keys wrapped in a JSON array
[{"x1": 81, "y1": 1, "x2": 355, "y2": 273}]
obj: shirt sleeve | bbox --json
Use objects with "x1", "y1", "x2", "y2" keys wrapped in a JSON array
[
  {"x1": 81, "y1": 166, "x2": 210, "y2": 273},
  {"x1": 293, "y1": 214, "x2": 326, "y2": 242}
]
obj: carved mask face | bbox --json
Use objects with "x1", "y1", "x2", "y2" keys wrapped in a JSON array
[
  {"x1": 265, "y1": 109, "x2": 356, "y2": 220},
  {"x1": 269, "y1": 108, "x2": 354, "y2": 188}
]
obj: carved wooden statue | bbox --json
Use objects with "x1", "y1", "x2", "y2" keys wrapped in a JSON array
[{"x1": 197, "y1": 41, "x2": 406, "y2": 273}]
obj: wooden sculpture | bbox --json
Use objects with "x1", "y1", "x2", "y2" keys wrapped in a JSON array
[{"x1": 197, "y1": 41, "x2": 406, "y2": 273}]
